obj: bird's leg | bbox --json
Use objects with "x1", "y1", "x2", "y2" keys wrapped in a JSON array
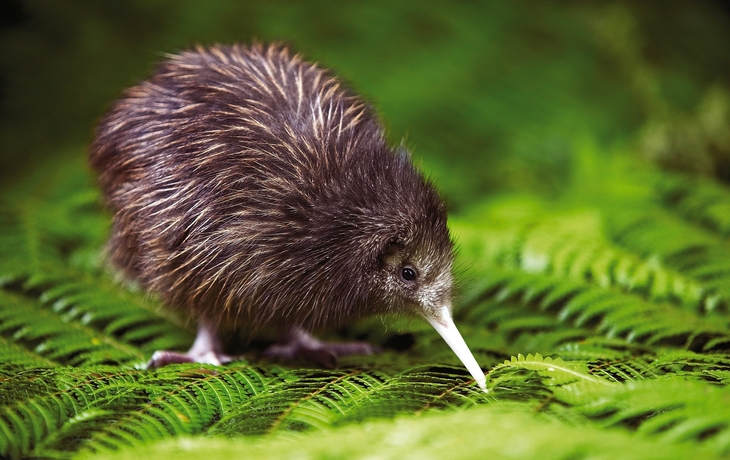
[
  {"x1": 263, "y1": 326, "x2": 379, "y2": 368},
  {"x1": 147, "y1": 319, "x2": 235, "y2": 368}
]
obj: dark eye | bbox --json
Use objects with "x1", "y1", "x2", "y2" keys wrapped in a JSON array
[{"x1": 400, "y1": 266, "x2": 417, "y2": 282}]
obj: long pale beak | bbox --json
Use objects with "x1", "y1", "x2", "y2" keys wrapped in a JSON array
[{"x1": 425, "y1": 306, "x2": 488, "y2": 392}]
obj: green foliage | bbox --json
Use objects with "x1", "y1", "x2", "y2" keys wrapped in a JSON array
[
  {"x1": 2, "y1": 145, "x2": 730, "y2": 459},
  {"x1": 72, "y1": 403, "x2": 719, "y2": 460}
]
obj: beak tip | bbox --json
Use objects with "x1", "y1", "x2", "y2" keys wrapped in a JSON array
[
  {"x1": 425, "y1": 306, "x2": 489, "y2": 393},
  {"x1": 477, "y1": 378, "x2": 488, "y2": 393}
]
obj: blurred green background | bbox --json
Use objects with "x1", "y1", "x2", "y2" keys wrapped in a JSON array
[{"x1": 1, "y1": 0, "x2": 729, "y2": 210}]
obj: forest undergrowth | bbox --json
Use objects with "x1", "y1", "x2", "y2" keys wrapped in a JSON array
[{"x1": 2, "y1": 145, "x2": 730, "y2": 459}]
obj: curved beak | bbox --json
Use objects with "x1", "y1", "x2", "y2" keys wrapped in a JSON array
[{"x1": 425, "y1": 306, "x2": 488, "y2": 392}]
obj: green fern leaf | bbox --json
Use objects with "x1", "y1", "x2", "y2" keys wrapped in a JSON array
[
  {"x1": 77, "y1": 403, "x2": 723, "y2": 460},
  {"x1": 659, "y1": 174, "x2": 730, "y2": 237},
  {"x1": 577, "y1": 377, "x2": 730, "y2": 451}
]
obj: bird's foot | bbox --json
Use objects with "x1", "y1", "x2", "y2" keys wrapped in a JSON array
[
  {"x1": 147, "y1": 349, "x2": 235, "y2": 368},
  {"x1": 263, "y1": 327, "x2": 380, "y2": 368},
  {"x1": 147, "y1": 319, "x2": 235, "y2": 369}
]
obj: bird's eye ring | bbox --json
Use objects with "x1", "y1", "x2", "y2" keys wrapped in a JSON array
[{"x1": 400, "y1": 266, "x2": 417, "y2": 282}]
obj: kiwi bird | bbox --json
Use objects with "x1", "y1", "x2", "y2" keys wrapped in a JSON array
[{"x1": 90, "y1": 43, "x2": 487, "y2": 391}]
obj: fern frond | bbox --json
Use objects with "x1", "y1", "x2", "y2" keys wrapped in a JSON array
[
  {"x1": 454, "y1": 208, "x2": 707, "y2": 310},
  {"x1": 607, "y1": 209, "x2": 730, "y2": 313},
  {"x1": 0, "y1": 335, "x2": 57, "y2": 368},
  {"x1": 466, "y1": 269, "x2": 730, "y2": 352},
  {"x1": 0, "y1": 201, "x2": 64, "y2": 281},
  {"x1": 210, "y1": 365, "x2": 485, "y2": 437},
  {"x1": 487, "y1": 353, "x2": 615, "y2": 407},
  {"x1": 0, "y1": 290, "x2": 144, "y2": 366},
  {"x1": 578, "y1": 377, "x2": 730, "y2": 452},
  {"x1": 455, "y1": 291, "x2": 594, "y2": 359},
  {"x1": 645, "y1": 350, "x2": 730, "y2": 383},
  {"x1": 492, "y1": 353, "x2": 612, "y2": 386},
  {"x1": 0, "y1": 157, "x2": 106, "y2": 282},
  {"x1": 659, "y1": 174, "x2": 730, "y2": 237},
  {"x1": 19, "y1": 271, "x2": 193, "y2": 355},
  {"x1": 0, "y1": 366, "x2": 147, "y2": 458},
  {"x1": 77, "y1": 402, "x2": 722, "y2": 460},
  {"x1": 84, "y1": 364, "x2": 280, "y2": 451},
  {"x1": 35, "y1": 408, "x2": 114, "y2": 456}
]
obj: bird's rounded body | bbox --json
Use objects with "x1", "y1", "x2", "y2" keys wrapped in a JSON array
[{"x1": 90, "y1": 43, "x2": 486, "y2": 391}]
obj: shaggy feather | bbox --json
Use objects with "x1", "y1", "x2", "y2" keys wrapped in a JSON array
[{"x1": 89, "y1": 43, "x2": 453, "y2": 336}]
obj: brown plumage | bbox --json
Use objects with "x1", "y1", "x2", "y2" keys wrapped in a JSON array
[{"x1": 90, "y1": 43, "x2": 486, "y2": 391}]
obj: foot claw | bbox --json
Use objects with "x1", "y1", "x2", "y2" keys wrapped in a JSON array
[
  {"x1": 147, "y1": 319, "x2": 239, "y2": 369},
  {"x1": 146, "y1": 349, "x2": 236, "y2": 369},
  {"x1": 147, "y1": 350, "x2": 193, "y2": 368}
]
